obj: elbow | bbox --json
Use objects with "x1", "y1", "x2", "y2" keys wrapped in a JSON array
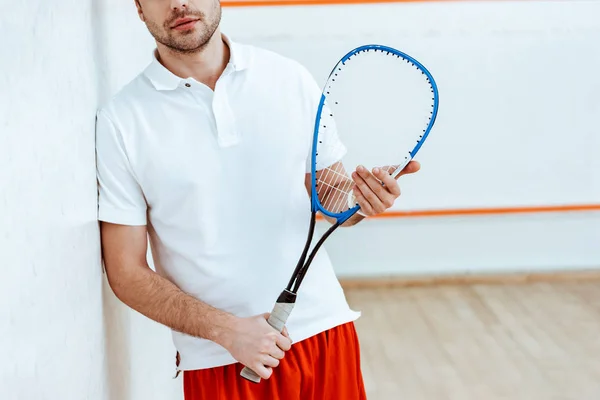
[{"x1": 102, "y1": 259, "x2": 131, "y2": 303}]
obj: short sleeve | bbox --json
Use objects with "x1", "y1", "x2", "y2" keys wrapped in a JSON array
[
  {"x1": 95, "y1": 109, "x2": 147, "y2": 225},
  {"x1": 299, "y1": 66, "x2": 347, "y2": 173}
]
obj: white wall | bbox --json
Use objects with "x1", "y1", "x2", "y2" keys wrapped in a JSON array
[
  {"x1": 0, "y1": 1, "x2": 109, "y2": 399},
  {"x1": 0, "y1": 1, "x2": 181, "y2": 399},
  {"x1": 2, "y1": 1, "x2": 599, "y2": 400}
]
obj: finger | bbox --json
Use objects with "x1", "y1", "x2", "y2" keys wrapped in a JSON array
[
  {"x1": 281, "y1": 326, "x2": 292, "y2": 342},
  {"x1": 262, "y1": 354, "x2": 281, "y2": 368},
  {"x1": 355, "y1": 165, "x2": 388, "y2": 197},
  {"x1": 352, "y1": 170, "x2": 387, "y2": 214},
  {"x1": 275, "y1": 333, "x2": 292, "y2": 352},
  {"x1": 353, "y1": 185, "x2": 374, "y2": 216},
  {"x1": 373, "y1": 167, "x2": 400, "y2": 197},
  {"x1": 358, "y1": 166, "x2": 397, "y2": 209},
  {"x1": 253, "y1": 364, "x2": 273, "y2": 380},
  {"x1": 269, "y1": 343, "x2": 285, "y2": 360},
  {"x1": 396, "y1": 160, "x2": 421, "y2": 178},
  {"x1": 381, "y1": 164, "x2": 400, "y2": 176}
]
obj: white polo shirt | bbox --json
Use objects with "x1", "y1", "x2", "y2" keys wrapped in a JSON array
[{"x1": 95, "y1": 35, "x2": 360, "y2": 371}]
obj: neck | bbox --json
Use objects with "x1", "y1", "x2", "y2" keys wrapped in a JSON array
[{"x1": 155, "y1": 31, "x2": 229, "y2": 90}]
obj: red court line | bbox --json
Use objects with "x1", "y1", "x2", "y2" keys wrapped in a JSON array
[
  {"x1": 223, "y1": 0, "x2": 443, "y2": 7},
  {"x1": 317, "y1": 204, "x2": 600, "y2": 220}
]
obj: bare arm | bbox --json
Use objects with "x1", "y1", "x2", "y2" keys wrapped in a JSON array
[
  {"x1": 100, "y1": 221, "x2": 292, "y2": 379},
  {"x1": 100, "y1": 222, "x2": 235, "y2": 344}
]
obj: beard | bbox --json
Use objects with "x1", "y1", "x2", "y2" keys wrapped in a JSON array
[{"x1": 144, "y1": 5, "x2": 221, "y2": 54}]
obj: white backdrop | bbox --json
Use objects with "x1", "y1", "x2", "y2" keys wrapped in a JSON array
[
  {"x1": 0, "y1": 1, "x2": 181, "y2": 399},
  {"x1": 2, "y1": 1, "x2": 599, "y2": 399},
  {"x1": 0, "y1": 1, "x2": 108, "y2": 399}
]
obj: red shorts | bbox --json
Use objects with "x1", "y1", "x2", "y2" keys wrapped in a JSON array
[{"x1": 183, "y1": 321, "x2": 367, "y2": 400}]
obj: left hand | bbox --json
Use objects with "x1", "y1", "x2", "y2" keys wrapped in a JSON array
[{"x1": 350, "y1": 160, "x2": 421, "y2": 217}]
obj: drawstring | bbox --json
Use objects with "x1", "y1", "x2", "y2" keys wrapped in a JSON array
[{"x1": 173, "y1": 351, "x2": 181, "y2": 378}]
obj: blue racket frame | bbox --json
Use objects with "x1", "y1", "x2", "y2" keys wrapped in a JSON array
[
  {"x1": 310, "y1": 44, "x2": 440, "y2": 225},
  {"x1": 240, "y1": 44, "x2": 439, "y2": 384}
]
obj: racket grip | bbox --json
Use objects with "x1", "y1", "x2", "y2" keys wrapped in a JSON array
[{"x1": 239, "y1": 290, "x2": 296, "y2": 383}]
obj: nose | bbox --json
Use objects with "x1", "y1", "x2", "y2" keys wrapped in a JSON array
[{"x1": 170, "y1": 0, "x2": 188, "y2": 9}]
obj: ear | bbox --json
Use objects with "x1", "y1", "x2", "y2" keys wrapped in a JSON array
[{"x1": 134, "y1": 0, "x2": 145, "y2": 22}]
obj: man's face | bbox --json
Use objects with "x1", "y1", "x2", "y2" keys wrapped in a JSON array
[{"x1": 136, "y1": 0, "x2": 221, "y2": 54}]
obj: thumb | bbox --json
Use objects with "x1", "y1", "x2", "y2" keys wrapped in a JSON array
[{"x1": 396, "y1": 160, "x2": 421, "y2": 178}]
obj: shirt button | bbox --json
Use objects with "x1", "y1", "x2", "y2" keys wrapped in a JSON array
[{"x1": 185, "y1": 83, "x2": 191, "y2": 87}]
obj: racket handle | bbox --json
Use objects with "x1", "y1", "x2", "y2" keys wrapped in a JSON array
[{"x1": 239, "y1": 290, "x2": 296, "y2": 383}]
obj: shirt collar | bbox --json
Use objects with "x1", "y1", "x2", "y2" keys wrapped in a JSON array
[{"x1": 143, "y1": 34, "x2": 251, "y2": 91}]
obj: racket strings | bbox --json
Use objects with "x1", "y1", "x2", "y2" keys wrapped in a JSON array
[
  {"x1": 316, "y1": 165, "x2": 353, "y2": 213},
  {"x1": 312, "y1": 45, "x2": 438, "y2": 217}
]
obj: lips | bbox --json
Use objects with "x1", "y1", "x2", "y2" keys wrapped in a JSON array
[{"x1": 171, "y1": 17, "x2": 199, "y2": 29}]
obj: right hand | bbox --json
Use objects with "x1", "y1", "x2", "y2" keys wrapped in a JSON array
[{"x1": 219, "y1": 312, "x2": 292, "y2": 380}]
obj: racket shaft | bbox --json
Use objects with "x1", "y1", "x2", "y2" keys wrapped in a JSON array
[{"x1": 240, "y1": 290, "x2": 296, "y2": 383}]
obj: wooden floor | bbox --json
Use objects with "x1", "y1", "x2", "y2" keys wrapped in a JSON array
[{"x1": 345, "y1": 281, "x2": 600, "y2": 400}]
